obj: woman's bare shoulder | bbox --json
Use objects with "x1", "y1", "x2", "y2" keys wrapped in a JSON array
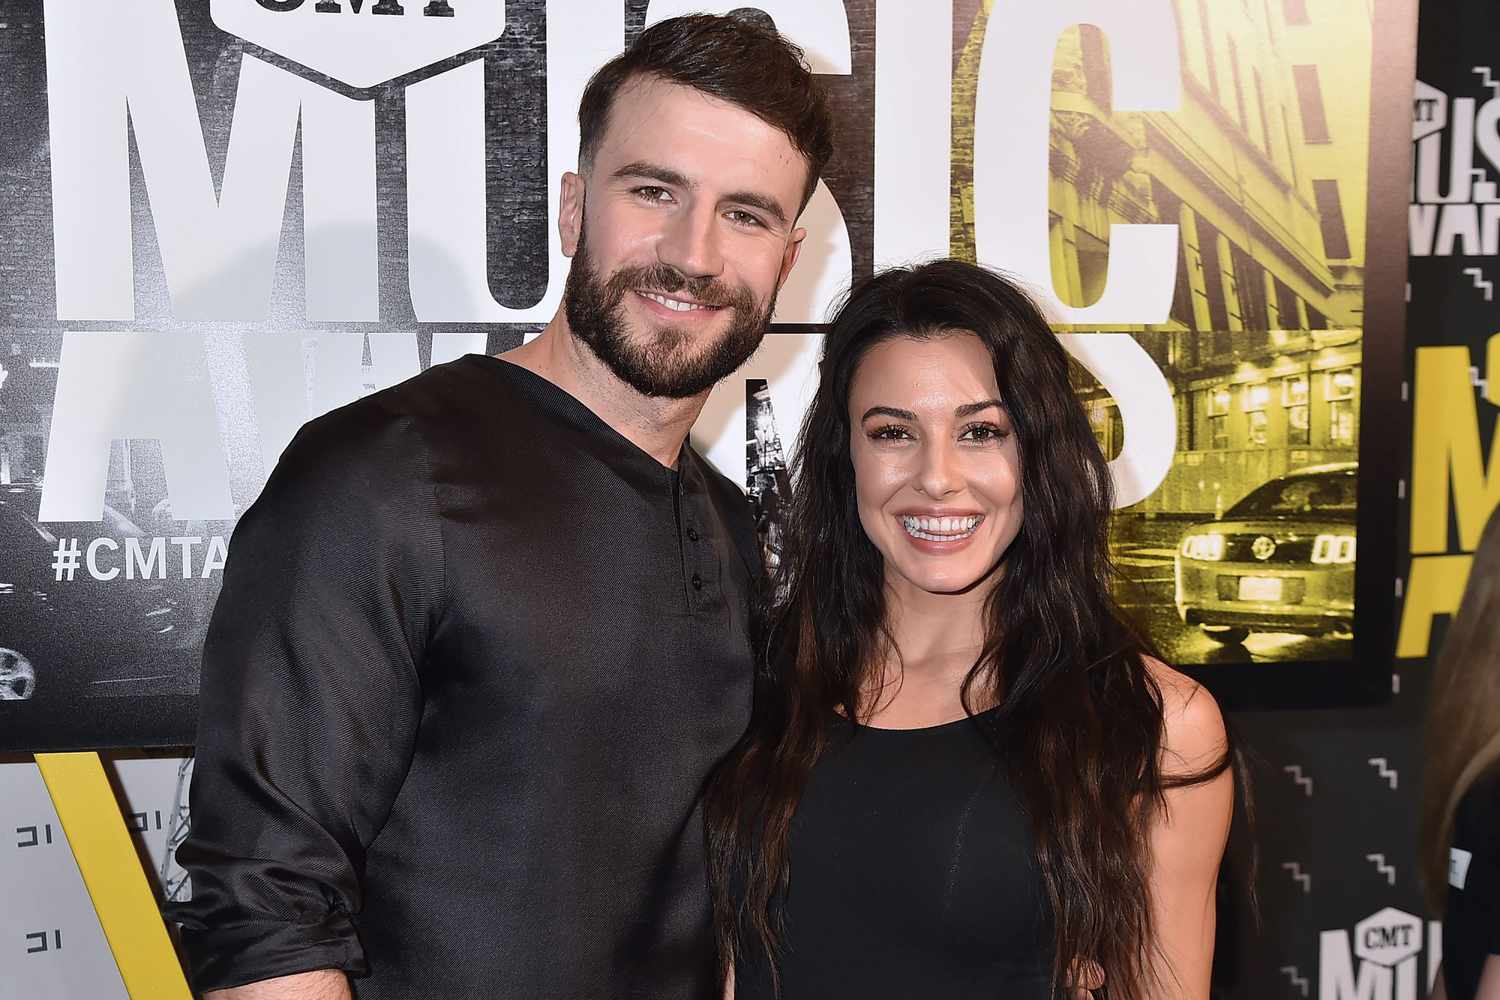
[{"x1": 1142, "y1": 655, "x2": 1228, "y2": 776}]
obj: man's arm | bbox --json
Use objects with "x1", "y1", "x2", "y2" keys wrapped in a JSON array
[
  {"x1": 206, "y1": 969, "x2": 351, "y2": 1000},
  {"x1": 170, "y1": 410, "x2": 440, "y2": 992}
]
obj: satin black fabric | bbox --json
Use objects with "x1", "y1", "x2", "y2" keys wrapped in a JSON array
[
  {"x1": 171, "y1": 355, "x2": 758, "y2": 999},
  {"x1": 733, "y1": 711, "x2": 1055, "y2": 1000}
]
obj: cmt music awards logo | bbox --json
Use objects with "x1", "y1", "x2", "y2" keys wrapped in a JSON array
[
  {"x1": 1318, "y1": 907, "x2": 1441, "y2": 1000},
  {"x1": 1411, "y1": 72, "x2": 1500, "y2": 263},
  {"x1": 214, "y1": 0, "x2": 503, "y2": 88}
]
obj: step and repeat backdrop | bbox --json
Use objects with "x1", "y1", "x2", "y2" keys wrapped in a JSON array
[{"x1": 0, "y1": 0, "x2": 1477, "y2": 997}]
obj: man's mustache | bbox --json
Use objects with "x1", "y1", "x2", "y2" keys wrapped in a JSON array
[{"x1": 604, "y1": 263, "x2": 753, "y2": 311}]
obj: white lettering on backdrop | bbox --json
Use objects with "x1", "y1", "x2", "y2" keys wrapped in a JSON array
[{"x1": 38, "y1": 0, "x2": 1185, "y2": 520}]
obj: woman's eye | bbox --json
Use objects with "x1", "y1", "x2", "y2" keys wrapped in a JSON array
[
  {"x1": 869, "y1": 424, "x2": 912, "y2": 441},
  {"x1": 961, "y1": 423, "x2": 1008, "y2": 443}
]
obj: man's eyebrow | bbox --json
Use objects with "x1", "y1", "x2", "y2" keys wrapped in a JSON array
[
  {"x1": 612, "y1": 161, "x2": 693, "y2": 189},
  {"x1": 610, "y1": 162, "x2": 790, "y2": 228},
  {"x1": 862, "y1": 406, "x2": 916, "y2": 422},
  {"x1": 955, "y1": 399, "x2": 1005, "y2": 418},
  {"x1": 724, "y1": 190, "x2": 790, "y2": 228}
]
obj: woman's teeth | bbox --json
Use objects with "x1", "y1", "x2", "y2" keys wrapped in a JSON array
[{"x1": 900, "y1": 514, "x2": 983, "y2": 541}]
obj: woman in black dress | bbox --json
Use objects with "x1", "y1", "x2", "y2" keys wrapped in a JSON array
[
  {"x1": 707, "y1": 260, "x2": 1234, "y2": 999},
  {"x1": 1420, "y1": 508, "x2": 1500, "y2": 1000}
]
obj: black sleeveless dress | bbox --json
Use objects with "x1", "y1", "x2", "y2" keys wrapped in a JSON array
[{"x1": 732, "y1": 709, "x2": 1056, "y2": 999}]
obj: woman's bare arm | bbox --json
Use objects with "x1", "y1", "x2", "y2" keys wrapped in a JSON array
[
  {"x1": 1475, "y1": 955, "x2": 1500, "y2": 1000},
  {"x1": 1143, "y1": 661, "x2": 1234, "y2": 999},
  {"x1": 1429, "y1": 955, "x2": 1500, "y2": 1000},
  {"x1": 205, "y1": 970, "x2": 351, "y2": 1000}
]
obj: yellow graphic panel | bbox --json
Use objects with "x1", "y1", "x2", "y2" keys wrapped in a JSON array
[{"x1": 35, "y1": 752, "x2": 192, "y2": 1000}]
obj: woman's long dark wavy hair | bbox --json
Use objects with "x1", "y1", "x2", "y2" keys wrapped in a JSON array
[
  {"x1": 1420, "y1": 505, "x2": 1500, "y2": 913},
  {"x1": 705, "y1": 260, "x2": 1233, "y2": 999}
]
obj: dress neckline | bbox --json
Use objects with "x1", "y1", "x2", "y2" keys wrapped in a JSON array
[{"x1": 836, "y1": 704, "x2": 1004, "y2": 735}]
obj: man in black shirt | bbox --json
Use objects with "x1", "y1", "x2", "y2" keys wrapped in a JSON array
[{"x1": 172, "y1": 15, "x2": 833, "y2": 999}]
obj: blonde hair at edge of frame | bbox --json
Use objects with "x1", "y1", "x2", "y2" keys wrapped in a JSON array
[{"x1": 1421, "y1": 504, "x2": 1500, "y2": 912}]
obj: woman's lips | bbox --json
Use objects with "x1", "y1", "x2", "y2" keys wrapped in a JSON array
[{"x1": 897, "y1": 513, "x2": 984, "y2": 550}]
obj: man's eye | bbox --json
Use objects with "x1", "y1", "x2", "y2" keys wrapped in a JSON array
[
  {"x1": 726, "y1": 210, "x2": 763, "y2": 228},
  {"x1": 635, "y1": 186, "x2": 673, "y2": 204}
]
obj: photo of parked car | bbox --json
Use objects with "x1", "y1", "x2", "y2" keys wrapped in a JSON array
[{"x1": 1174, "y1": 462, "x2": 1356, "y2": 646}]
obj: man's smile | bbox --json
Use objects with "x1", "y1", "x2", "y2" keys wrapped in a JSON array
[{"x1": 635, "y1": 290, "x2": 727, "y2": 315}]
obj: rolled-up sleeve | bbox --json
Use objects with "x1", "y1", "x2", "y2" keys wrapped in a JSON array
[{"x1": 169, "y1": 406, "x2": 443, "y2": 992}]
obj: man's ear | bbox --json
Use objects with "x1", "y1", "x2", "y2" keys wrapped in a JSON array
[
  {"x1": 560, "y1": 171, "x2": 585, "y2": 257},
  {"x1": 777, "y1": 227, "x2": 808, "y2": 290}
]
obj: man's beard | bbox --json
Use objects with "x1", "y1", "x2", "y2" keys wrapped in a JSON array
[{"x1": 563, "y1": 227, "x2": 776, "y2": 399}]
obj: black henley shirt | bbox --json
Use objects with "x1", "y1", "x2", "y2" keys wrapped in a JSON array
[{"x1": 171, "y1": 354, "x2": 758, "y2": 999}]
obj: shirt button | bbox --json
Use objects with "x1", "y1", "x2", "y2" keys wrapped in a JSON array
[
  {"x1": 691, "y1": 574, "x2": 703, "y2": 590},
  {"x1": 687, "y1": 527, "x2": 700, "y2": 542}
]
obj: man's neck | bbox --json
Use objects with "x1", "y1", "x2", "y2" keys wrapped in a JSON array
[{"x1": 499, "y1": 312, "x2": 709, "y2": 469}]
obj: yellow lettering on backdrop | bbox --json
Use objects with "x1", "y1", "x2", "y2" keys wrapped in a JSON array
[
  {"x1": 1489, "y1": 329, "x2": 1500, "y2": 407},
  {"x1": 1403, "y1": 337, "x2": 1500, "y2": 657},
  {"x1": 1396, "y1": 555, "x2": 1474, "y2": 657},
  {"x1": 1410, "y1": 341, "x2": 1500, "y2": 554}
]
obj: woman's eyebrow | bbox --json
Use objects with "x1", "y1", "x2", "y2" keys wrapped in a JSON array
[
  {"x1": 861, "y1": 405, "x2": 916, "y2": 421},
  {"x1": 955, "y1": 399, "x2": 1005, "y2": 417},
  {"x1": 861, "y1": 401, "x2": 1005, "y2": 421}
]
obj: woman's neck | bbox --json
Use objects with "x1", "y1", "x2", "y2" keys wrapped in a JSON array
[
  {"x1": 860, "y1": 574, "x2": 997, "y2": 727},
  {"x1": 884, "y1": 572, "x2": 991, "y2": 663}
]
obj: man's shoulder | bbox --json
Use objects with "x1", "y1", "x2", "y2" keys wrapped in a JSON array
[
  {"x1": 290, "y1": 355, "x2": 511, "y2": 465},
  {"x1": 360, "y1": 353, "x2": 518, "y2": 430},
  {"x1": 266, "y1": 356, "x2": 504, "y2": 497}
]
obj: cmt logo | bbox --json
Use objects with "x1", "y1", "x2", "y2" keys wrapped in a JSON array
[
  {"x1": 212, "y1": 0, "x2": 503, "y2": 88},
  {"x1": 1319, "y1": 908, "x2": 1441, "y2": 1000}
]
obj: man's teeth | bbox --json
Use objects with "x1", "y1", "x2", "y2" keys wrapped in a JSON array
[
  {"x1": 900, "y1": 515, "x2": 983, "y2": 541},
  {"x1": 643, "y1": 292, "x2": 712, "y2": 312}
]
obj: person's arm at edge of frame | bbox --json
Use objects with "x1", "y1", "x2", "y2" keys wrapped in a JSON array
[
  {"x1": 205, "y1": 968, "x2": 351, "y2": 1000},
  {"x1": 1473, "y1": 956, "x2": 1500, "y2": 1000},
  {"x1": 1428, "y1": 960, "x2": 1447, "y2": 1000},
  {"x1": 1142, "y1": 658, "x2": 1235, "y2": 1000},
  {"x1": 1429, "y1": 956, "x2": 1500, "y2": 1000}
]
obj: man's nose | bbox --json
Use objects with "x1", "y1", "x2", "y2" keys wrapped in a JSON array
[{"x1": 656, "y1": 204, "x2": 724, "y2": 280}]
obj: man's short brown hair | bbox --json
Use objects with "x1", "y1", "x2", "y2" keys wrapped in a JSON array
[{"x1": 577, "y1": 13, "x2": 834, "y2": 212}]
